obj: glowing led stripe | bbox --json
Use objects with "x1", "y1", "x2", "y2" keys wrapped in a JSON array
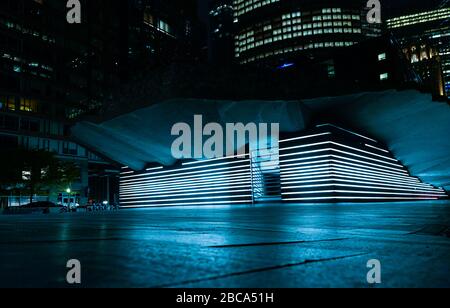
[
  {"x1": 284, "y1": 196, "x2": 438, "y2": 201},
  {"x1": 281, "y1": 164, "x2": 414, "y2": 180},
  {"x1": 120, "y1": 183, "x2": 252, "y2": 197},
  {"x1": 120, "y1": 175, "x2": 251, "y2": 192},
  {"x1": 120, "y1": 171, "x2": 134, "y2": 175},
  {"x1": 281, "y1": 141, "x2": 398, "y2": 162},
  {"x1": 281, "y1": 164, "x2": 330, "y2": 173},
  {"x1": 120, "y1": 164, "x2": 250, "y2": 184},
  {"x1": 120, "y1": 169, "x2": 251, "y2": 188},
  {"x1": 328, "y1": 163, "x2": 411, "y2": 179},
  {"x1": 279, "y1": 132, "x2": 332, "y2": 144},
  {"x1": 282, "y1": 177, "x2": 436, "y2": 191},
  {"x1": 120, "y1": 180, "x2": 251, "y2": 195},
  {"x1": 122, "y1": 160, "x2": 249, "y2": 180},
  {"x1": 280, "y1": 157, "x2": 405, "y2": 175},
  {"x1": 279, "y1": 148, "x2": 403, "y2": 168},
  {"x1": 182, "y1": 154, "x2": 248, "y2": 165},
  {"x1": 120, "y1": 177, "x2": 251, "y2": 193},
  {"x1": 120, "y1": 189, "x2": 252, "y2": 201},
  {"x1": 281, "y1": 168, "x2": 421, "y2": 184},
  {"x1": 121, "y1": 166, "x2": 129, "y2": 169},
  {"x1": 120, "y1": 180, "x2": 251, "y2": 196},
  {"x1": 146, "y1": 166, "x2": 164, "y2": 171},
  {"x1": 328, "y1": 159, "x2": 407, "y2": 176},
  {"x1": 121, "y1": 200, "x2": 251, "y2": 207},
  {"x1": 281, "y1": 175, "x2": 430, "y2": 191},
  {"x1": 120, "y1": 168, "x2": 250, "y2": 186},
  {"x1": 316, "y1": 124, "x2": 377, "y2": 142},
  {"x1": 281, "y1": 154, "x2": 406, "y2": 173},
  {"x1": 282, "y1": 190, "x2": 445, "y2": 197},
  {"x1": 280, "y1": 141, "x2": 330, "y2": 152},
  {"x1": 281, "y1": 183, "x2": 444, "y2": 194},
  {"x1": 280, "y1": 159, "x2": 330, "y2": 169},
  {"x1": 365, "y1": 144, "x2": 389, "y2": 153},
  {"x1": 120, "y1": 194, "x2": 252, "y2": 204},
  {"x1": 281, "y1": 171, "x2": 424, "y2": 187},
  {"x1": 330, "y1": 142, "x2": 397, "y2": 162},
  {"x1": 121, "y1": 162, "x2": 250, "y2": 182}
]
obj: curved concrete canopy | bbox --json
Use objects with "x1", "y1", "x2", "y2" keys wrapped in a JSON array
[{"x1": 72, "y1": 90, "x2": 450, "y2": 191}]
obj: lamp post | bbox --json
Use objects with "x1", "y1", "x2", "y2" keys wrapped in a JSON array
[{"x1": 66, "y1": 188, "x2": 72, "y2": 209}]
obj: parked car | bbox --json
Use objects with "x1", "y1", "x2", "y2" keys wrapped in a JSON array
[
  {"x1": 17, "y1": 201, "x2": 60, "y2": 214},
  {"x1": 20, "y1": 201, "x2": 58, "y2": 208}
]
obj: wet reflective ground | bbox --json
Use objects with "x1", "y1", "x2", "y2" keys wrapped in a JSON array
[{"x1": 0, "y1": 201, "x2": 449, "y2": 288}]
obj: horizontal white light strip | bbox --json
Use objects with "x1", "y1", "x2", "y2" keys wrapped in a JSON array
[
  {"x1": 316, "y1": 124, "x2": 377, "y2": 142},
  {"x1": 121, "y1": 200, "x2": 251, "y2": 207},
  {"x1": 120, "y1": 181, "x2": 251, "y2": 196},
  {"x1": 121, "y1": 166, "x2": 129, "y2": 169},
  {"x1": 281, "y1": 171, "x2": 425, "y2": 187},
  {"x1": 282, "y1": 159, "x2": 408, "y2": 177},
  {"x1": 284, "y1": 196, "x2": 438, "y2": 201},
  {"x1": 280, "y1": 183, "x2": 444, "y2": 194},
  {"x1": 329, "y1": 159, "x2": 407, "y2": 176},
  {"x1": 145, "y1": 166, "x2": 164, "y2": 171},
  {"x1": 280, "y1": 141, "x2": 398, "y2": 162},
  {"x1": 121, "y1": 164, "x2": 250, "y2": 185},
  {"x1": 365, "y1": 144, "x2": 389, "y2": 153},
  {"x1": 281, "y1": 164, "x2": 414, "y2": 181},
  {"x1": 280, "y1": 154, "x2": 407, "y2": 173},
  {"x1": 331, "y1": 142, "x2": 397, "y2": 161},
  {"x1": 282, "y1": 190, "x2": 445, "y2": 197},
  {"x1": 281, "y1": 168, "x2": 421, "y2": 185},
  {"x1": 281, "y1": 174, "x2": 423, "y2": 188},
  {"x1": 120, "y1": 189, "x2": 252, "y2": 201},
  {"x1": 120, "y1": 171, "x2": 134, "y2": 175},
  {"x1": 282, "y1": 177, "x2": 437, "y2": 191},
  {"x1": 120, "y1": 183, "x2": 252, "y2": 197},
  {"x1": 279, "y1": 132, "x2": 332, "y2": 144},
  {"x1": 121, "y1": 169, "x2": 250, "y2": 187},
  {"x1": 120, "y1": 175, "x2": 251, "y2": 192},
  {"x1": 120, "y1": 167, "x2": 251, "y2": 186},
  {"x1": 182, "y1": 154, "x2": 248, "y2": 166},
  {"x1": 280, "y1": 159, "x2": 329, "y2": 168},
  {"x1": 122, "y1": 159, "x2": 249, "y2": 180},
  {"x1": 279, "y1": 148, "x2": 403, "y2": 168},
  {"x1": 120, "y1": 194, "x2": 252, "y2": 204}
]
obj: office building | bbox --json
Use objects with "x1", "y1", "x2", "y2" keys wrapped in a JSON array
[
  {"x1": 387, "y1": 6, "x2": 450, "y2": 99},
  {"x1": 0, "y1": 0, "x2": 200, "y2": 206},
  {"x1": 233, "y1": 0, "x2": 381, "y2": 66}
]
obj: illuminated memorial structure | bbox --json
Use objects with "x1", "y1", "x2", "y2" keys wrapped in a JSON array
[
  {"x1": 119, "y1": 124, "x2": 447, "y2": 207},
  {"x1": 72, "y1": 90, "x2": 450, "y2": 207}
]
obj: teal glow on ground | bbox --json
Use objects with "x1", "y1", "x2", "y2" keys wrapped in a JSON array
[{"x1": 1, "y1": 201, "x2": 449, "y2": 288}]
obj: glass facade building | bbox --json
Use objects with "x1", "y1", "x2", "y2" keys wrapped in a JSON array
[
  {"x1": 387, "y1": 7, "x2": 450, "y2": 99},
  {"x1": 233, "y1": 0, "x2": 381, "y2": 66}
]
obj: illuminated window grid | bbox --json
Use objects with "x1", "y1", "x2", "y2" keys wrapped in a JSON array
[
  {"x1": 234, "y1": 8, "x2": 363, "y2": 59},
  {"x1": 233, "y1": 0, "x2": 280, "y2": 18},
  {"x1": 386, "y1": 8, "x2": 450, "y2": 29}
]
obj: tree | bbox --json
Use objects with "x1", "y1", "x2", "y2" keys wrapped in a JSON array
[{"x1": 0, "y1": 148, "x2": 80, "y2": 204}]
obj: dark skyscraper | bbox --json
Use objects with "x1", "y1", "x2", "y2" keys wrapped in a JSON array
[
  {"x1": 208, "y1": 0, "x2": 235, "y2": 65},
  {"x1": 0, "y1": 0, "x2": 201, "y2": 205}
]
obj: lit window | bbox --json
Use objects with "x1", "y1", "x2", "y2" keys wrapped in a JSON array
[
  {"x1": 380, "y1": 73, "x2": 389, "y2": 81},
  {"x1": 378, "y1": 53, "x2": 387, "y2": 61},
  {"x1": 20, "y1": 98, "x2": 38, "y2": 112}
]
